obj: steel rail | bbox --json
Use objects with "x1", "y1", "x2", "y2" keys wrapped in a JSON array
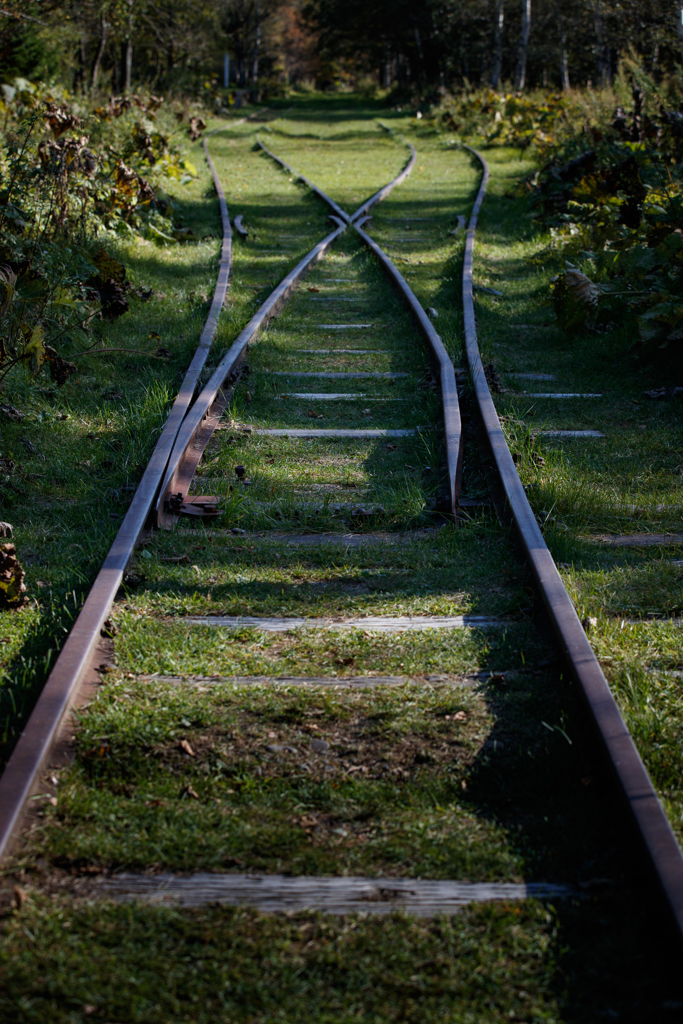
[
  {"x1": 0, "y1": 139, "x2": 233, "y2": 864},
  {"x1": 349, "y1": 144, "x2": 416, "y2": 223},
  {"x1": 255, "y1": 142, "x2": 457, "y2": 514},
  {"x1": 155, "y1": 217, "x2": 348, "y2": 522},
  {"x1": 159, "y1": 135, "x2": 420, "y2": 521},
  {"x1": 257, "y1": 139, "x2": 416, "y2": 224},
  {"x1": 460, "y1": 142, "x2": 683, "y2": 939},
  {"x1": 353, "y1": 217, "x2": 461, "y2": 516},
  {"x1": 257, "y1": 140, "x2": 351, "y2": 223}
]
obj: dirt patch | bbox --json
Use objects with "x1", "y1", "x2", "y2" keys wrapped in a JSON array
[{"x1": 145, "y1": 707, "x2": 488, "y2": 784}]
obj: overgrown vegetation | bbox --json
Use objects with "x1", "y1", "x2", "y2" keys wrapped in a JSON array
[
  {"x1": 434, "y1": 54, "x2": 683, "y2": 378},
  {"x1": 0, "y1": 78, "x2": 208, "y2": 402}
]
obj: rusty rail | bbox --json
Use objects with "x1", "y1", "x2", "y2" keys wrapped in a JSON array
[
  {"x1": 257, "y1": 138, "x2": 416, "y2": 224},
  {"x1": 155, "y1": 216, "x2": 348, "y2": 524},
  {"x1": 350, "y1": 144, "x2": 416, "y2": 222},
  {"x1": 256, "y1": 140, "x2": 455, "y2": 512},
  {"x1": 257, "y1": 140, "x2": 351, "y2": 224},
  {"x1": 0, "y1": 138, "x2": 422, "y2": 864},
  {"x1": 0, "y1": 139, "x2": 232, "y2": 863},
  {"x1": 353, "y1": 217, "x2": 461, "y2": 516},
  {"x1": 460, "y1": 142, "x2": 683, "y2": 940}
]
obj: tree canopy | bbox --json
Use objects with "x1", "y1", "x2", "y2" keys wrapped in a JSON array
[{"x1": 1, "y1": 0, "x2": 683, "y2": 95}]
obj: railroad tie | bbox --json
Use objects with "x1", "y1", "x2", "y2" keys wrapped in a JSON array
[
  {"x1": 100, "y1": 874, "x2": 577, "y2": 915},
  {"x1": 183, "y1": 614, "x2": 502, "y2": 632}
]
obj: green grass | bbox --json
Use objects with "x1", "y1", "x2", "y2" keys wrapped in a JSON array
[
  {"x1": 17, "y1": 662, "x2": 620, "y2": 885},
  {"x1": 2, "y1": 896, "x2": 676, "y2": 1024},
  {"x1": 0, "y1": 132, "x2": 226, "y2": 761},
  {"x1": 454, "y1": 141, "x2": 683, "y2": 852},
  {"x1": 1, "y1": 95, "x2": 682, "y2": 1022}
]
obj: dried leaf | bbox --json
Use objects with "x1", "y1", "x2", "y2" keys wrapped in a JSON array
[
  {"x1": 12, "y1": 885, "x2": 28, "y2": 909},
  {"x1": 188, "y1": 117, "x2": 206, "y2": 141},
  {"x1": 21, "y1": 324, "x2": 47, "y2": 373},
  {"x1": 114, "y1": 161, "x2": 139, "y2": 200},
  {"x1": 180, "y1": 739, "x2": 195, "y2": 757},
  {"x1": 0, "y1": 403, "x2": 24, "y2": 422},
  {"x1": 0, "y1": 543, "x2": 27, "y2": 608},
  {"x1": 94, "y1": 248, "x2": 126, "y2": 286},
  {"x1": 44, "y1": 102, "x2": 81, "y2": 138},
  {"x1": 552, "y1": 269, "x2": 600, "y2": 333}
]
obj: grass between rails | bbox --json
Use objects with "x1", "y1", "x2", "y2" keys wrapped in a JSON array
[
  {"x1": 0, "y1": 100, "x2": 338, "y2": 762},
  {"x1": 1, "y1": 97, "x2": 682, "y2": 1023},
  {"x1": 2, "y1": 896, "x2": 677, "y2": 1024}
]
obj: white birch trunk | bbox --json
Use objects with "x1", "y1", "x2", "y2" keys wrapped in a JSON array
[
  {"x1": 556, "y1": 7, "x2": 570, "y2": 91},
  {"x1": 124, "y1": 0, "x2": 134, "y2": 92},
  {"x1": 491, "y1": 0, "x2": 504, "y2": 88},
  {"x1": 514, "y1": 0, "x2": 531, "y2": 90},
  {"x1": 251, "y1": 1, "x2": 261, "y2": 84}
]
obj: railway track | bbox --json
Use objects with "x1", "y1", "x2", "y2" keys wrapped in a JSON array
[{"x1": 1, "y1": 110, "x2": 683, "y2": 999}]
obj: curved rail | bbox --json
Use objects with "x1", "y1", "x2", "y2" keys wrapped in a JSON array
[
  {"x1": 256, "y1": 140, "x2": 453, "y2": 511},
  {"x1": 353, "y1": 217, "x2": 461, "y2": 515},
  {"x1": 155, "y1": 216, "x2": 347, "y2": 522},
  {"x1": 257, "y1": 138, "x2": 416, "y2": 224},
  {"x1": 0, "y1": 137, "x2": 424, "y2": 864},
  {"x1": 257, "y1": 140, "x2": 351, "y2": 224},
  {"x1": 350, "y1": 143, "x2": 416, "y2": 223},
  {"x1": 460, "y1": 143, "x2": 683, "y2": 939},
  {"x1": 0, "y1": 139, "x2": 233, "y2": 863}
]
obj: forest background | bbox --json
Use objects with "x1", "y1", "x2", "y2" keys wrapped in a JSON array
[{"x1": 3, "y1": 0, "x2": 683, "y2": 99}]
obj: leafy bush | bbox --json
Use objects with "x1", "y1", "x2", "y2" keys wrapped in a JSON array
[
  {"x1": 0, "y1": 78, "x2": 205, "y2": 394},
  {"x1": 434, "y1": 88, "x2": 574, "y2": 158},
  {"x1": 434, "y1": 55, "x2": 683, "y2": 373}
]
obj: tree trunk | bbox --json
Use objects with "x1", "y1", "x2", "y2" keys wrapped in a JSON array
[
  {"x1": 593, "y1": 2, "x2": 610, "y2": 86},
  {"x1": 412, "y1": 19, "x2": 426, "y2": 86},
  {"x1": 677, "y1": 0, "x2": 683, "y2": 66},
  {"x1": 557, "y1": 8, "x2": 570, "y2": 91},
  {"x1": 75, "y1": 35, "x2": 87, "y2": 93},
  {"x1": 124, "y1": 0, "x2": 134, "y2": 92},
  {"x1": 90, "y1": 11, "x2": 108, "y2": 93},
  {"x1": 514, "y1": 0, "x2": 531, "y2": 90},
  {"x1": 251, "y1": 2, "x2": 261, "y2": 84},
  {"x1": 491, "y1": 0, "x2": 504, "y2": 89}
]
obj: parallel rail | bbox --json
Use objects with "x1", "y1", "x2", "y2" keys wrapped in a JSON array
[
  {"x1": 0, "y1": 130, "x2": 437, "y2": 865},
  {"x1": 3, "y1": 124, "x2": 681, "y2": 953},
  {"x1": 0, "y1": 141, "x2": 232, "y2": 863},
  {"x1": 461, "y1": 143, "x2": 683, "y2": 939}
]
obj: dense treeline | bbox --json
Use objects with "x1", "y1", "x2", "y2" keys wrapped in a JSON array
[
  {"x1": 304, "y1": 0, "x2": 683, "y2": 93},
  {"x1": 1, "y1": 0, "x2": 683, "y2": 96},
  {"x1": 0, "y1": 0, "x2": 316, "y2": 96}
]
